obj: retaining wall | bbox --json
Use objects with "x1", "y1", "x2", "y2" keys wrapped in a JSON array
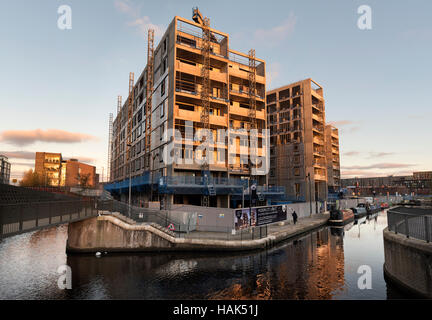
[{"x1": 383, "y1": 228, "x2": 432, "y2": 298}]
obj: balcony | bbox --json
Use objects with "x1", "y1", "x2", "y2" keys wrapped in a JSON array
[
  {"x1": 312, "y1": 104, "x2": 323, "y2": 112},
  {"x1": 314, "y1": 173, "x2": 326, "y2": 181},
  {"x1": 175, "y1": 105, "x2": 228, "y2": 127},
  {"x1": 229, "y1": 64, "x2": 265, "y2": 84},
  {"x1": 312, "y1": 113, "x2": 324, "y2": 122},
  {"x1": 313, "y1": 160, "x2": 326, "y2": 168},
  {"x1": 229, "y1": 87, "x2": 265, "y2": 101},
  {"x1": 313, "y1": 136, "x2": 325, "y2": 145},
  {"x1": 313, "y1": 149, "x2": 325, "y2": 157},
  {"x1": 312, "y1": 125, "x2": 324, "y2": 133},
  {"x1": 176, "y1": 60, "x2": 227, "y2": 83},
  {"x1": 229, "y1": 105, "x2": 265, "y2": 120},
  {"x1": 228, "y1": 164, "x2": 250, "y2": 174}
]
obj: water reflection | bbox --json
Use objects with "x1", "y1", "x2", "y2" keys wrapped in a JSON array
[{"x1": 0, "y1": 210, "x2": 409, "y2": 299}]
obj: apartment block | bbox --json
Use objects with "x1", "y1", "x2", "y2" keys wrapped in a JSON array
[
  {"x1": 108, "y1": 10, "x2": 274, "y2": 208},
  {"x1": 266, "y1": 79, "x2": 328, "y2": 202},
  {"x1": 325, "y1": 125, "x2": 341, "y2": 192},
  {"x1": 35, "y1": 152, "x2": 97, "y2": 187},
  {"x1": 0, "y1": 155, "x2": 11, "y2": 184},
  {"x1": 35, "y1": 152, "x2": 62, "y2": 187}
]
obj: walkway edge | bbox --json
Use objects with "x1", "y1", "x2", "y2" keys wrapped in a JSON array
[{"x1": 67, "y1": 214, "x2": 329, "y2": 253}]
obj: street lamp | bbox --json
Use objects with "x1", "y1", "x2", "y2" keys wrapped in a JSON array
[
  {"x1": 127, "y1": 143, "x2": 132, "y2": 217},
  {"x1": 307, "y1": 172, "x2": 312, "y2": 216}
]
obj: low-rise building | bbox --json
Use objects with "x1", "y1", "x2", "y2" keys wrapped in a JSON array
[
  {"x1": 35, "y1": 152, "x2": 97, "y2": 187},
  {"x1": 0, "y1": 155, "x2": 11, "y2": 184}
]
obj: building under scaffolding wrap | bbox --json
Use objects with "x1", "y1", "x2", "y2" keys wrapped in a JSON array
[{"x1": 106, "y1": 9, "x2": 285, "y2": 208}]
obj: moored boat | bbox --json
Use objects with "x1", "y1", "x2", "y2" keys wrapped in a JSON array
[
  {"x1": 351, "y1": 206, "x2": 367, "y2": 219},
  {"x1": 366, "y1": 204, "x2": 380, "y2": 215},
  {"x1": 328, "y1": 208, "x2": 354, "y2": 226},
  {"x1": 380, "y1": 202, "x2": 389, "y2": 209}
]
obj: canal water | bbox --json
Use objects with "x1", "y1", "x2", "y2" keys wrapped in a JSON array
[{"x1": 0, "y1": 209, "x2": 409, "y2": 299}]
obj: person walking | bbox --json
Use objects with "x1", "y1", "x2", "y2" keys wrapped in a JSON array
[{"x1": 292, "y1": 210, "x2": 298, "y2": 225}]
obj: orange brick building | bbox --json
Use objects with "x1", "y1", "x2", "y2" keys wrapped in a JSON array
[{"x1": 35, "y1": 152, "x2": 97, "y2": 187}]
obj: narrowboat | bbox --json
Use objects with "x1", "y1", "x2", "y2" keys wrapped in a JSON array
[{"x1": 328, "y1": 208, "x2": 355, "y2": 226}]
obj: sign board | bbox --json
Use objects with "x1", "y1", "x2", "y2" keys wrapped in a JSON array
[{"x1": 234, "y1": 205, "x2": 287, "y2": 230}]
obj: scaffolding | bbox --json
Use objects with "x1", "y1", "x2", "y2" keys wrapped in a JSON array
[
  {"x1": 108, "y1": 112, "x2": 113, "y2": 182},
  {"x1": 145, "y1": 29, "x2": 155, "y2": 168},
  {"x1": 248, "y1": 49, "x2": 257, "y2": 183},
  {"x1": 126, "y1": 72, "x2": 134, "y2": 164},
  {"x1": 195, "y1": 7, "x2": 213, "y2": 207},
  {"x1": 248, "y1": 49, "x2": 257, "y2": 129},
  {"x1": 146, "y1": 29, "x2": 155, "y2": 200},
  {"x1": 115, "y1": 95, "x2": 122, "y2": 181}
]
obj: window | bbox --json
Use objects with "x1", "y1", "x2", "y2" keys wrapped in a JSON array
[
  {"x1": 162, "y1": 57, "x2": 167, "y2": 73},
  {"x1": 294, "y1": 167, "x2": 300, "y2": 176},
  {"x1": 160, "y1": 124, "x2": 164, "y2": 141},
  {"x1": 160, "y1": 100, "x2": 165, "y2": 117},
  {"x1": 295, "y1": 183, "x2": 300, "y2": 194},
  {"x1": 161, "y1": 79, "x2": 165, "y2": 97},
  {"x1": 163, "y1": 38, "x2": 167, "y2": 52}
]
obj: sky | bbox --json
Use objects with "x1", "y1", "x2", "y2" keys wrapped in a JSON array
[{"x1": 0, "y1": 0, "x2": 431, "y2": 182}]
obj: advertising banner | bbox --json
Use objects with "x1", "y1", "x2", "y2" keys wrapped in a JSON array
[{"x1": 234, "y1": 205, "x2": 287, "y2": 230}]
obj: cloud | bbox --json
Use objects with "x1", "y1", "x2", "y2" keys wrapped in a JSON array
[
  {"x1": 0, "y1": 151, "x2": 35, "y2": 160},
  {"x1": 341, "y1": 168, "x2": 416, "y2": 178},
  {"x1": 8, "y1": 162, "x2": 34, "y2": 167},
  {"x1": 368, "y1": 152, "x2": 395, "y2": 158},
  {"x1": 327, "y1": 120, "x2": 355, "y2": 127},
  {"x1": 115, "y1": 0, "x2": 165, "y2": 39},
  {"x1": 63, "y1": 156, "x2": 96, "y2": 164},
  {"x1": 341, "y1": 170, "x2": 385, "y2": 178},
  {"x1": 254, "y1": 13, "x2": 296, "y2": 46},
  {"x1": 266, "y1": 62, "x2": 281, "y2": 90},
  {"x1": 341, "y1": 163, "x2": 416, "y2": 170},
  {"x1": 348, "y1": 126, "x2": 360, "y2": 133},
  {"x1": 0, "y1": 129, "x2": 97, "y2": 146},
  {"x1": 344, "y1": 151, "x2": 360, "y2": 157}
]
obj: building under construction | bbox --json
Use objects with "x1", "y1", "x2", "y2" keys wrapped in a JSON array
[
  {"x1": 266, "y1": 79, "x2": 340, "y2": 202},
  {"x1": 106, "y1": 9, "x2": 284, "y2": 208},
  {"x1": 324, "y1": 125, "x2": 341, "y2": 193}
]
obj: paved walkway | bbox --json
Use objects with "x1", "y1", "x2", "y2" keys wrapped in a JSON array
[{"x1": 182, "y1": 213, "x2": 329, "y2": 242}]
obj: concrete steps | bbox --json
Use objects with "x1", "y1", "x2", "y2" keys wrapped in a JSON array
[{"x1": 149, "y1": 222, "x2": 176, "y2": 237}]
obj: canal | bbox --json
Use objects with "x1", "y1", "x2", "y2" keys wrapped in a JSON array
[{"x1": 0, "y1": 209, "x2": 409, "y2": 299}]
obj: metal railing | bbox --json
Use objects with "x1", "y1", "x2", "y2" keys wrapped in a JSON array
[
  {"x1": 96, "y1": 199, "x2": 269, "y2": 241},
  {"x1": 387, "y1": 207, "x2": 432, "y2": 242},
  {"x1": 0, "y1": 199, "x2": 98, "y2": 239}
]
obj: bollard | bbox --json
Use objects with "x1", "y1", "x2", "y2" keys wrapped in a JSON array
[
  {"x1": 404, "y1": 215, "x2": 409, "y2": 238},
  {"x1": 48, "y1": 202, "x2": 52, "y2": 225},
  {"x1": 70, "y1": 202, "x2": 73, "y2": 221},
  {"x1": 35, "y1": 204, "x2": 39, "y2": 228},
  {"x1": 0, "y1": 206, "x2": 3, "y2": 239},
  {"x1": 425, "y1": 216, "x2": 430, "y2": 243},
  {"x1": 19, "y1": 205, "x2": 23, "y2": 231}
]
